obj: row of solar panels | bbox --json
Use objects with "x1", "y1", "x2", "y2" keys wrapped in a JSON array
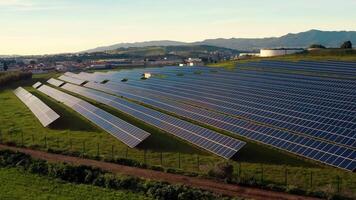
[
  {"x1": 60, "y1": 65, "x2": 356, "y2": 171},
  {"x1": 48, "y1": 81, "x2": 245, "y2": 159},
  {"x1": 14, "y1": 78, "x2": 246, "y2": 158},
  {"x1": 13, "y1": 86, "x2": 59, "y2": 127},
  {"x1": 36, "y1": 83, "x2": 150, "y2": 148},
  {"x1": 242, "y1": 60, "x2": 356, "y2": 77}
]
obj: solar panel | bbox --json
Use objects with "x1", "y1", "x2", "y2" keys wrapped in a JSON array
[
  {"x1": 36, "y1": 84, "x2": 150, "y2": 148},
  {"x1": 13, "y1": 87, "x2": 60, "y2": 127},
  {"x1": 242, "y1": 60, "x2": 356, "y2": 77},
  {"x1": 58, "y1": 75, "x2": 86, "y2": 85},
  {"x1": 65, "y1": 68, "x2": 356, "y2": 171},
  {"x1": 32, "y1": 82, "x2": 42, "y2": 89},
  {"x1": 60, "y1": 82, "x2": 246, "y2": 159},
  {"x1": 83, "y1": 81, "x2": 356, "y2": 171},
  {"x1": 47, "y1": 78, "x2": 64, "y2": 87}
]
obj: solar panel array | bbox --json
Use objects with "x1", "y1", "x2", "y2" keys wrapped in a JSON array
[
  {"x1": 57, "y1": 82, "x2": 246, "y2": 159},
  {"x1": 242, "y1": 60, "x2": 356, "y2": 77},
  {"x1": 13, "y1": 87, "x2": 60, "y2": 127},
  {"x1": 58, "y1": 75, "x2": 86, "y2": 85},
  {"x1": 63, "y1": 63, "x2": 356, "y2": 171},
  {"x1": 32, "y1": 82, "x2": 42, "y2": 89},
  {"x1": 47, "y1": 78, "x2": 64, "y2": 87},
  {"x1": 36, "y1": 84, "x2": 150, "y2": 148}
]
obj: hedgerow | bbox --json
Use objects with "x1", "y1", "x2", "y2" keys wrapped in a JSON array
[{"x1": 0, "y1": 150, "x2": 234, "y2": 200}]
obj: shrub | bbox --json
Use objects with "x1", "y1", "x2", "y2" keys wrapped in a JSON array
[
  {"x1": 114, "y1": 158, "x2": 147, "y2": 168},
  {"x1": 208, "y1": 162, "x2": 234, "y2": 180},
  {"x1": 340, "y1": 41, "x2": 352, "y2": 49},
  {"x1": 149, "y1": 165, "x2": 165, "y2": 172},
  {"x1": 0, "y1": 71, "x2": 32, "y2": 86},
  {"x1": 309, "y1": 44, "x2": 326, "y2": 49}
]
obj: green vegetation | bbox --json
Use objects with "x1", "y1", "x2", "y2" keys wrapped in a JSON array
[
  {"x1": 209, "y1": 49, "x2": 356, "y2": 69},
  {"x1": 0, "y1": 71, "x2": 32, "y2": 87},
  {"x1": 309, "y1": 44, "x2": 326, "y2": 49},
  {"x1": 340, "y1": 41, "x2": 352, "y2": 49},
  {"x1": 0, "y1": 150, "x2": 231, "y2": 200},
  {"x1": 106, "y1": 45, "x2": 240, "y2": 58},
  {"x1": 0, "y1": 168, "x2": 150, "y2": 200}
]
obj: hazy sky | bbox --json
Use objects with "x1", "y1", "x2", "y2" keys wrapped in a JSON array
[{"x1": 1, "y1": 0, "x2": 356, "y2": 55}]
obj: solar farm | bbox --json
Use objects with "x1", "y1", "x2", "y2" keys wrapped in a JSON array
[{"x1": 1, "y1": 60, "x2": 356, "y2": 197}]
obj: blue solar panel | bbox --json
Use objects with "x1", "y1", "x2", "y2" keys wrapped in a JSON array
[
  {"x1": 59, "y1": 82, "x2": 246, "y2": 159},
  {"x1": 63, "y1": 65, "x2": 356, "y2": 171},
  {"x1": 36, "y1": 84, "x2": 150, "y2": 148}
]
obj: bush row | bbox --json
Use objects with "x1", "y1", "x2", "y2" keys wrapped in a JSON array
[
  {"x1": 4, "y1": 143, "x2": 351, "y2": 200},
  {"x1": 0, "y1": 150, "x2": 235, "y2": 200},
  {"x1": 0, "y1": 71, "x2": 32, "y2": 87}
]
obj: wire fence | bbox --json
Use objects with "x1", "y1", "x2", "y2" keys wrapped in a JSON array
[{"x1": 0, "y1": 130, "x2": 355, "y2": 198}]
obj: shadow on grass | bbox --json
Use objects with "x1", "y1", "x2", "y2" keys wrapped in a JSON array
[
  {"x1": 31, "y1": 90, "x2": 100, "y2": 132},
  {"x1": 232, "y1": 142, "x2": 317, "y2": 167}
]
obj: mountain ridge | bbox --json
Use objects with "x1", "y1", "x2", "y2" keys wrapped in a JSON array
[{"x1": 83, "y1": 30, "x2": 356, "y2": 53}]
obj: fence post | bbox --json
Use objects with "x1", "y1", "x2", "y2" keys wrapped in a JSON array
[
  {"x1": 144, "y1": 150, "x2": 147, "y2": 164},
  {"x1": 178, "y1": 153, "x2": 181, "y2": 169},
  {"x1": 97, "y1": 143, "x2": 100, "y2": 157},
  {"x1": 238, "y1": 162, "x2": 242, "y2": 179},
  {"x1": 197, "y1": 155, "x2": 200, "y2": 171},
  {"x1": 44, "y1": 136, "x2": 47, "y2": 148},
  {"x1": 285, "y1": 168, "x2": 288, "y2": 186},
  {"x1": 21, "y1": 132, "x2": 24, "y2": 146},
  {"x1": 82, "y1": 141, "x2": 86, "y2": 154},
  {"x1": 111, "y1": 145, "x2": 114, "y2": 159},
  {"x1": 261, "y1": 164, "x2": 264, "y2": 183},
  {"x1": 310, "y1": 171, "x2": 313, "y2": 188},
  {"x1": 336, "y1": 175, "x2": 341, "y2": 193},
  {"x1": 160, "y1": 151, "x2": 163, "y2": 166}
]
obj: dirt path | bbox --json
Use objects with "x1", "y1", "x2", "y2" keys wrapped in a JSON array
[{"x1": 0, "y1": 144, "x2": 321, "y2": 200}]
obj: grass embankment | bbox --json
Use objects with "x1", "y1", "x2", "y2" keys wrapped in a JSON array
[
  {"x1": 208, "y1": 49, "x2": 356, "y2": 69},
  {"x1": 0, "y1": 168, "x2": 150, "y2": 200}
]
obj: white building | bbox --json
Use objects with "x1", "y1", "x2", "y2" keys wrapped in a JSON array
[
  {"x1": 260, "y1": 48, "x2": 304, "y2": 57},
  {"x1": 143, "y1": 72, "x2": 152, "y2": 79}
]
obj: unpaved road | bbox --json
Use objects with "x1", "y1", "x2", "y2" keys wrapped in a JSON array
[{"x1": 0, "y1": 144, "x2": 321, "y2": 200}]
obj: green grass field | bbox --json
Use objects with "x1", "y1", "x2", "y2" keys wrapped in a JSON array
[
  {"x1": 0, "y1": 70, "x2": 355, "y2": 198},
  {"x1": 0, "y1": 168, "x2": 151, "y2": 200}
]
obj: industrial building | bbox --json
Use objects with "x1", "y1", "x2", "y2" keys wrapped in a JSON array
[{"x1": 259, "y1": 48, "x2": 304, "y2": 57}]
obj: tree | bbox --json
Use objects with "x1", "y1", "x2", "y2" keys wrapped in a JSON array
[
  {"x1": 3, "y1": 62, "x2": 8, "y2": 71},
  {"x1": 340, "y1": 41, "x2": 352, "y2": 49},
  {"x1": 309, "y1": 44, "x2": 326, "y2": 49}
]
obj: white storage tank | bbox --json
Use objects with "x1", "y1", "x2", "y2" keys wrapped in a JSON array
[{"x1": 260, "y1": 48, "x2": 304, "y2": 57}]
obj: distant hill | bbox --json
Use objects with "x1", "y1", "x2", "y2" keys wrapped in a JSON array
[
  {"x1": 85, "y1": 40, "x2": 188, "y2": 53},
  {"x1": 104, "y1": 45, "x2": 241, "y2": 58},
  {"x1": 83, "y1": 30, "x2": 356, "y2": 52}
]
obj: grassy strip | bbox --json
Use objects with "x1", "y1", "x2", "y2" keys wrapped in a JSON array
[{"x1": 0, "y1": 167, "x2": 150, "y2": 200}]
